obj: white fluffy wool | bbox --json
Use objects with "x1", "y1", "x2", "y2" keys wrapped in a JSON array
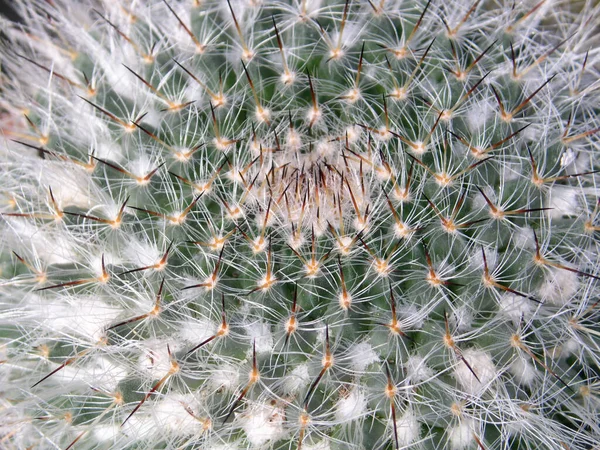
[
  {"x1": 138, "y1": 108, "x2": 164, "y2": 130},
  {"x1": 121, "y1": 413, "x2": 158, "y2": 440},
  {"x1": 239, "y1": 401, "x2": 287, "y2": 447},
  {"x1": 178, "y1": 318, "x2": 217, "y2": 344},
  {"x1": 398, "y1": 304, "x2": 426, "y2": 330},
  {"x1": 89, "y1": 45, "x2": 144, "y2": 99},
  {"x1": 83, "y1": 357, "x2": 128, "y2": 391},
  {"x1": 53, "y1": 356, "x2": 127, "y2": 392},
  {"x1": 546, "y1": 186, "x2": 581, "y2": 218},
  {"x1": 512, "y1": 226, "x2": 536, "y2": 251},
  {"x1": 244, "y1": 320, "x2": 274, "y2": 354},
  {"x1": 454, "y1": 349, "x2": 497, "y2": 394},
  {"x1": 499, "y1": 294, "x2": 533, "y2": 325},
  {"x1": 469, "y1": 246, "x2": 498, "y2": 271},
  {"x1": 393, "y1": 411, "x2": 421, "y2": 447},
  {"x1": 91, "y1": 252, "x2": 120, "y2": 276},
  {"x1": 152, "y1": 393, "x2": 208, "y2": 435},
  {"x1": 124, "y1": 237, "x2": 162, "y2": 268},
  {"x1": 35, "y1": 295, "x2": 120, "y2": 341},
  {"x1": 209, "y1": 363, "x2": 240, "y2": 392},
  {"x1": 466, "y1": 99, "x2": 494, "y2": 132},
  {"x1": 510, "y1": 357, "x2": 537, "y2": 387},
  {"x1": 282, "y1": 363, "x2": 310, "y2": 395},
  {"x1": 449, "y1": 419, "x2": 474, "y2": 450},
  {"x1": 92, "y1": 423, "x2": 120, "y2": 443},
  {"x1": 37, "y1": 161, "x2": 97, "y2": 208},
  {"x1": 562, "y1": 338, "x2": 580, "y2": 358},
  {"x1": 94, "y1": 138, "x2": 125, "y2": 163},
  {"x1": 210, "y1": 445, "x2": 240, "y2": 450},
  {"x1": 549, "y1": 339, "x2": 581, "y2": 360},
  {"x1": 449, "y1": 307, "x2": 473, "y2": 333},
  {"x1": 560, "y1": 148, "x2": 577, "y2": 168},
  {"x1": 137, "y1": 340, "x2": 177, "y2": 380},
  {"x1": 405, "y1": 354, "x2": 434, "y2": 383},
  {"x1": 302, "y1": 440, "x2": 331, "y2": 450},
  {"x1": 472, "y1": 185, "x2": 495, "y2": 210},
  {"x1": 5, "y1": 219, "x2": 78, "y2": 265},
  {"x1": 48, "y1": 354, "x2": 127, "y2": 392},
  {"x1": 538, "y1": 268, "x2": 579, "y2": 305},
  {"x1": 346, "y1": 342, "x2": 380, "y2": 372},
  {"x1": 335, "y1": 388, "x2": 367, "y2": 423}
]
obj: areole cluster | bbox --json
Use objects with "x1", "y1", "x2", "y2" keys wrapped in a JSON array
[{"x1": 0, "y1": 0, "x2": 599, "y2": 449}]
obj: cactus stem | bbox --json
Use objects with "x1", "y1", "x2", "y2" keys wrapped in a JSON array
[
  {"x1": 481, "y1": 247, "x2": 540, "y2": 303},
  {"x1": 162, "y1": 0, "x2": 206, "y2": 54},
  {"x1": 506, "y1": 0, "x2": 546, "y2": 34},
  {"x1": 304, "y1": 324, "x2": 333, "y2": 407},
  {"x1": 16, "y1": 53, "x2": 87, "y2": 92},
  {"x1": 32, "y1": 342, "x2": 101, "y2": 388},
  {"x1": 444, "y1": 0, "x2": 480, "y2": 39},
  {"x1": 444, "y1": 310, "x2": 481, "y2": 383},
  {"x1": 571, "y1": 50, "x2": 589, "y2": 95},
  {"x1": 510, "y1": 334, "x2": 570, "y2": 390},
  {"x1": 186, "y1": 294, "x2": 229, "y2": 356},
  {"x1": 118, "y1": 241, "x2": 173, "y2": 276},
  {"x1": 121, "y1": 347, "x2": 180, "y2": 427},
  {"x1": 224, "y1": 341, "x2": 260, "y2": 423},
  {"x1": 92, "y1": 156, "x2": 164, "y2": 186},
  {"x1": 227, "y1": 0, "x2": 254, "y2": 61}
]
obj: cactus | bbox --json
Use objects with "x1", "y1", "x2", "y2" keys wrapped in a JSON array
[{"x1": 1, "y1": 0, "x2": 599, "y2": 448}]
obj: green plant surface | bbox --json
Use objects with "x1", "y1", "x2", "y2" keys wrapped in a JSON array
[{"x1": 0, "y1": 1, "x2": 599, "y2": 449}]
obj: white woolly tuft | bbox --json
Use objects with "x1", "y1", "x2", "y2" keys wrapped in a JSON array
[
  {"x1": 137, "y1": 340, "x2": 177, "y2": 380},
  {"x1": 335, "y1": 388, "x2": 367, "y2": 423},
  {"x1": 239, "y1": 401, "x2": 287, "y2": 447},
  {"x1": 393, "y1": 410, "x2": 421, "y2": 447},
  {"x1": 546, "y1": 186, "x2": 581, "y2": 218},
  {"x1": 282, "y1": 363, "x2": 311, "y2": 395},
  {"x1": 510, "y1": 357, "x2": 537, "y2": 387},
  {"x1": 346, "y1": 342, "x2": 380, "y2": 372},
  {"x1": 538, "y1": 268, "x2": 580, "y2": 305},
  {"x1": 92, "y1": 423, "x2": 120, "y2": 442},
  {"x1": 152, "y1": 393, "x2": 209, "y2": 435},
  {"x1": 302, "y1": 440, "x2": 331, "y2": 450},
  {"x1": 454, "y1": 349, "x2": 497, "y2": 394},
  {"x1": 449, "y1": 419, "x2": 474, "y2": 450},
  {"x1": 209, "y1": 364, "x2": 240, "y2": 392},
  {"x1": 4, "y1": 219, "x2": 79, "y2": 265},
  {"x1": 34, "y1": 295, "x2": 120, "y2": 341},
  {"x1": 244, "y1": 320, "x2": 274, "y2": 354},
  {"x1": 178, "y1": 318, "x2": 217, "y2": 344},
  {"x1": 499, "y1": 294, "x2": 533, "y2": 325},
  {"x1": 405, "y1": 354, "x2": 434, "y2": 383}
]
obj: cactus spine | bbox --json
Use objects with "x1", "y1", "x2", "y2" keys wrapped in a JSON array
[{"x1": 1, "y1": 0, "x2": 599, "y2": 449}]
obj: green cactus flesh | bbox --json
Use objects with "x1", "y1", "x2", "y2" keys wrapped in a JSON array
[{"x1": 0, "y1": 0, "x2": 599, "y2": 449}]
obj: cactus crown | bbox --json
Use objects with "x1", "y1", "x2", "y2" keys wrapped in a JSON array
[{"x1": 1, "y1": 0, "x2": 599, "y2": 449}]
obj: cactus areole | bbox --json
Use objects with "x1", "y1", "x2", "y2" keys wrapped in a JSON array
[{"x1": 0, "y1": 1, "x2": 599, "y2": 449}]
